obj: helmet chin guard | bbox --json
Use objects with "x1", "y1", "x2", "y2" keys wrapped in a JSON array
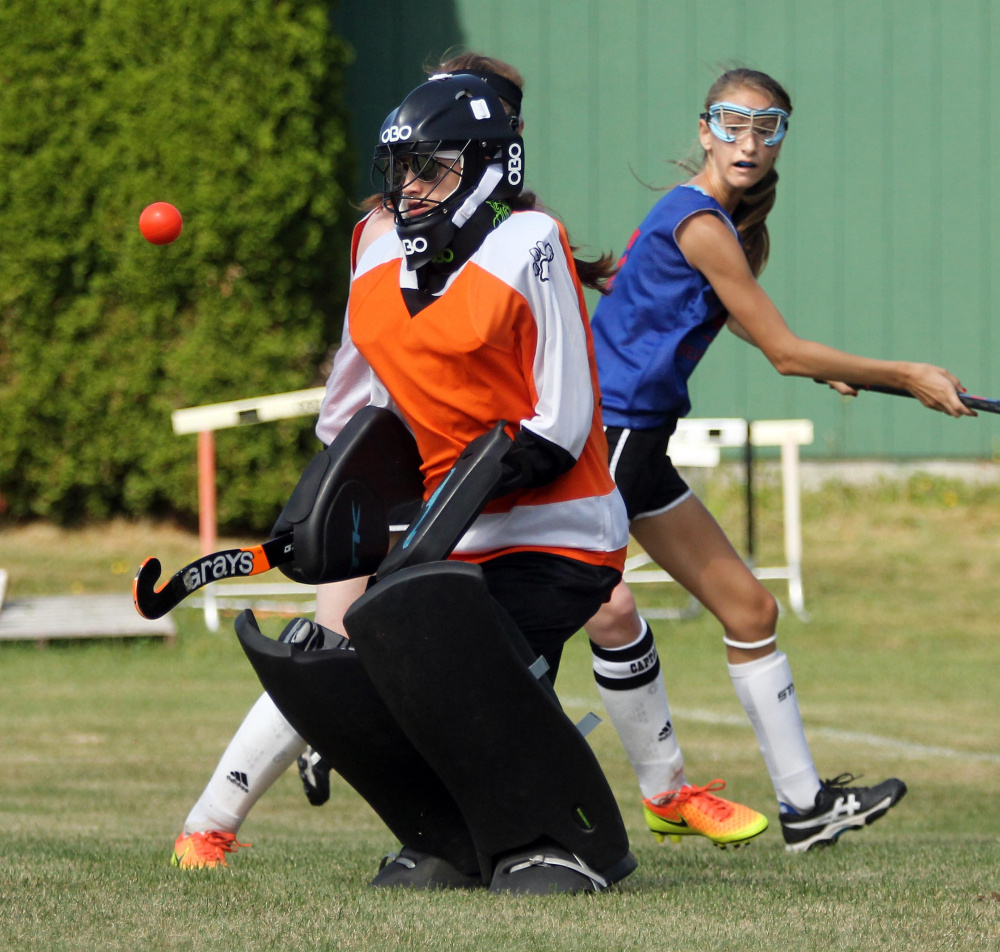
[{"x1": 372, "y1": 75, "x2": 524, "y2": 271}]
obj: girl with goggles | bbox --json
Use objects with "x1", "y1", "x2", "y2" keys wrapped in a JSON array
[{"x1": 587, "y1": 67, "x2": 972, "y2": 855}]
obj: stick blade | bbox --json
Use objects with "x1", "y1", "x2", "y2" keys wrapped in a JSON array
[
  {"x1": 131, "y1": 536, "x2": 294, "y2": 619},
  {"x1": 133, "y1": 557, "x2": 169, "y2": 619}
]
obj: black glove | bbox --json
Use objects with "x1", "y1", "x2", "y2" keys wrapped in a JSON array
[{"x1": 491, "y1": 426, "x2": 577, "y2": 499}]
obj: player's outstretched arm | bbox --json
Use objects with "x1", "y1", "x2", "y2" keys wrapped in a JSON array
[{"x1": 681, "y1": 213, "x2": 973, "y2": 418}]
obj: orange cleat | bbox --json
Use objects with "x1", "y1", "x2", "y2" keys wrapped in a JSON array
[
  {"x1": 643, "y1": 779, "x2": 768, "y2": 848},
  {"x1": 171, "y1": 830, "x2": 251, "y2": 869}
]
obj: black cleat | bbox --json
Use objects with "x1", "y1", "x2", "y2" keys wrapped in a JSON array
[
  {"x1": 369, "y1": 847, "x2": 483, "y2": 890},
  {"x1": 780, "y1": 773, "x2": 907, "y2": 852},
  {"x1": 297, "y1": 747, "x2": 330, "y2": 806},
  {"x1": 488, "y1": 846, "x2": 637, "y2": 895}
]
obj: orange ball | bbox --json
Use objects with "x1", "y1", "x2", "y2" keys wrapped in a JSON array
[{"x1": 139, "y1": 202, "x2": 183, "y2": 245}]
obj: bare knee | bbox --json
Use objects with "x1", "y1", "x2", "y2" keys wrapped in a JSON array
[
  {"x1": 721, "y1": 585, "x2": 779, "y2": 645},
  {"x1": 315, "y1": 576, "x2": 368, "y2": 634},
  {"x1": 753, "y1": 587, "x2": 780, "y2": 634},
  {"x1": 585, "y1": 581, "x2": 643, "y2": 648},
  {"x1": 720, "y1": 585, "x2": 779, "y2": 662}
]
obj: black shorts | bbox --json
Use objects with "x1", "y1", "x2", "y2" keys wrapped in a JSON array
[
  {"x1": 605, "y1": 421, "x2": 692, "y2": 522},
  {"x1": 479, "y1": 551, "x2": 621, "y2": 682}
]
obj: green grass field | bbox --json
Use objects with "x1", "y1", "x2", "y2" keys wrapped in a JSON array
[{"x1": 1, "y1": 474, "x2": 999, "y2": 951}]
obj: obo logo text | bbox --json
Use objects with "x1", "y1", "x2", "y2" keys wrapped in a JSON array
[
  {"x1": 507, "y1": 143, "x2": 523, "y2": 185},
  {"x1": 381, "y1": 124, "x2": 412, "y2": 143},
  {"x1": 402, "y1": 236, "x2": 429, "y2": 256}
]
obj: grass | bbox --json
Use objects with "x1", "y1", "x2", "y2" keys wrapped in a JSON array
[{"x1": 1, "y1": 473, "x2": 999, "y2": 951}]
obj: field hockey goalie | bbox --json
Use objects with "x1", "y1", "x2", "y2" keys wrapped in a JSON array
[{"x1": 237, "y1": 407, "x2": 636, "y2": 893}]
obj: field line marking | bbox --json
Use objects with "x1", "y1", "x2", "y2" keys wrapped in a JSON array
[{"x1": 560, "y1": 699, "x2": 1000, "y2": 765}]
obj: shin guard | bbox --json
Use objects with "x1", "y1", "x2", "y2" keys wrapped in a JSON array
[
  {"x1": 343, "y1": 561, "x2": 633, "y2": 884},
  {"x1": 234, "y1": 610, "x2": 481, "y2": 878}
]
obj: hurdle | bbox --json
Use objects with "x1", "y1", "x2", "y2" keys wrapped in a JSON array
[
  {"x1": 623, "y1": 417, "x2": 813, "y2": 621},
  {"x1": 171, "y1": 388, "x2": 325, "y2": 631},
  {"x1": 171, "y1": 390, "x2": 812, "y2": 629}
]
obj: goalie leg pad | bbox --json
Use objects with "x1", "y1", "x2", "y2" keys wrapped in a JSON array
[
  {"x1": 234, "y1": 610, "x2": 480, "y2": 878},
  {"x1": 343, "y1": 561, "x2": 634, "y2": 885}
]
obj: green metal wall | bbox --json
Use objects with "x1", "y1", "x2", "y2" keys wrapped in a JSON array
[{"x1": 334, "y1": 0, "x2": 999, "y2": 460}]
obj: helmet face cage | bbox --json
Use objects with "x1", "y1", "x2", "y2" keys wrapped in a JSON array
[
  {"x1": 701, "y1": 101, "x2": 789, "y2": 147},
  {"x1": 371, "y1": 142, "x2": 471, "y2": 225}
]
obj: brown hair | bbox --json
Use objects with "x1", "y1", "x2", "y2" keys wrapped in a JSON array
[
  {"x1": 430, "y1": 51, "x2": 525, "y2": 107},
  {"x1": 506, "y1": 192, "x2": 617, "y2": 293},
  {"x1": 680, "y1": 68, "x2": 793, "y2": 277}
]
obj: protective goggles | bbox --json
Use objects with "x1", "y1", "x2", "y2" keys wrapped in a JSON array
[
  {"x1": 701, "y1": 102, "x2": 789, "y2": 146},
  {"x1": 374, "y1": 150, "x2": 462, "y2": 191}
]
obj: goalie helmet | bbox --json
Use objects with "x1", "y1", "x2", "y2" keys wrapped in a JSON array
[{"x1": 372, "y1": 74, "x2": 524, "y2": 270}]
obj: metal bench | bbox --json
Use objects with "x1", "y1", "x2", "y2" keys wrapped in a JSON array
[{"x1": 0, "y1": 592, "x2": 176, "y2": 647}]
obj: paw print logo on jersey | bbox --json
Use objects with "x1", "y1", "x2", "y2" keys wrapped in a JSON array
[{"x1": 530, "y1": 241, "x2": 554, "y2": 282}]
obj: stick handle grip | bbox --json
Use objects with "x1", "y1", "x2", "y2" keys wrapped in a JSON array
[{"x1": 812, "y1": 379, "x2": 1000, "y2": 414}]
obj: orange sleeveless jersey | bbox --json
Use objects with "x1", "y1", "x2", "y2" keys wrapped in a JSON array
[{"x1": 348, "y1": 210, "x2": 627, "y2": 569}]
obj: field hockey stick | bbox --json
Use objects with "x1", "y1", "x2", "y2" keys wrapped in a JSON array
[
  {"x1": 812, "y1": 379, "x2": 1000, "y2": 415},
  {"x1": 133, "y1": 533, "x2": 294, "y2": 619}
]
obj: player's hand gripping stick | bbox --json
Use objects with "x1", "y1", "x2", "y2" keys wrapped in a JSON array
[{"x1": 813, "y1": 379, "x2": 1000, "y2": 415}]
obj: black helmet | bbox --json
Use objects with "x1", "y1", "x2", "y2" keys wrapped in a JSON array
[
  {"x1": 433, "y1": 68, "x2": 524, "y2": 131},
  {"x1": 372, "y1": 74, "x2": 524, "y2": 269}
]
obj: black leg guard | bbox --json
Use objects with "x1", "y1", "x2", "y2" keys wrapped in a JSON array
[
  {"x1": 343, "y1": 561, "x2": 635, "y2": 888},
  {"x1": 234, "y1": 610, "x2": 482, "y2": 881}
]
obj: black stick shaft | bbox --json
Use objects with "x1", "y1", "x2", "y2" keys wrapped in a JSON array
[
  {"x1": 133, "y1": 533, "x2": 294, "y2": 619},
  {"x1": 813, "y1": 379, "x2": 1000, "y2": 415}
]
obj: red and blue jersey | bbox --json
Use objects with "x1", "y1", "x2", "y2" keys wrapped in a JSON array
[{"x1": 591, "y1": 185, "x2": 738, "y2": 426}]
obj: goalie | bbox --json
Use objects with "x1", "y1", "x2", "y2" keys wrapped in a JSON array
[{"x1": 215, "y1": 73, "x2": 633, "y2": 893}]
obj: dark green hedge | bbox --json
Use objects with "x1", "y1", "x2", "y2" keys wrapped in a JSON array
[{"x1": 0, "y1": 0, "x2": 354, "y2": 531}]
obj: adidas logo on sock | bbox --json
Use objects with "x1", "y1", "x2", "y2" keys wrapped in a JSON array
[
  {"x1": 658, "y1": 719, "x2": 674, "y2": 741},
  {"x1": 226, "y1": 770, "x2": 249, "y2": 793}
]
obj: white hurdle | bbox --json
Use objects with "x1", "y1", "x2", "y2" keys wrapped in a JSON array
[
  {"x1": 623, "y1": 417, "x2": 813, "y2": 621},
  {"x1": 171, "y1": 388, "x2": 325, "y2": 631},
  {"x1": 170, "y1": 390, "x2": 812, "y2": 628}
]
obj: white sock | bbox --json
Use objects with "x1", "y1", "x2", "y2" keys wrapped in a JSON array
[
  {"x1": 591, "y1": 619, "x2": 687, "y2": 798},
  {"x1": 183, "y1": 692, "x2": 307, "y2": 835},
  {"x1": 728, "y1": 651, "x2": 821, "y2": 812}
]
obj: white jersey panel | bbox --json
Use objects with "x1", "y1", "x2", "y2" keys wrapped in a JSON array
[
  {"x1": 472, "y1": 213, "x2": 594, "y2": 458},
  {"x1": 314, "y1": 229, "x2": 405, "y2": 445},
  {"x1": 315, "y1": 314, "x2": 372, "y2": 445},
  {"x1": 454, "y1": 488, "x2": 629, "y2": 557},
  {"x1": 353, "y1": 228, "x2": 404, "y2": 279}
]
